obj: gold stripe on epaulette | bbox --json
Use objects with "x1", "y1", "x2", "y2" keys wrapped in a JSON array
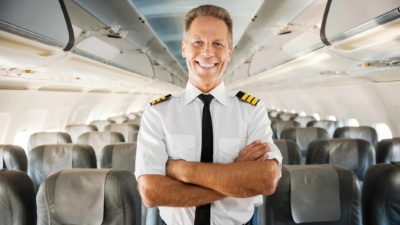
[
  {"x1": 241, "y1": 93, "x2": 249, "y2": 101},
  {"x1": 149, "y1": 94, "x2": 171, "y2": 105},
  {"x1": 236, "y1": 91, "x2": 260, "y2": 106}
]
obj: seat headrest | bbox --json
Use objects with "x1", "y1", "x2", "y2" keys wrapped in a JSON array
[
  {"x1": 104, "y1": 124, "x2": 139, "y2": 142},
  {"x1": 363, "y1": 162, "x2": 400, "y2": 225},
  {"x1": 37, "y1": 169, "x2": 137, "y2": 225},
  {"x1": 65, "y1": 124, "x2": 98, "y2": 141},
  {"x1": 334, "y1": 126, "x2": 378, "y2": 147},
  {"x1": 287, "y1": 165, "x2": 341, "y2": 223},
  {"x1": 28, "y1": 132, "x2": 72, "y2": 150},
  {"x1": 0, "y1": 145, "x2": 28, "y2": 172},
  {"x1": 28, "y1": 144, "x2": 97, "y2": 191},
  {"x1": 101, "y1": 143, "x2": 136, "y2": 174},
  {"x1": 281, "y1": 127, "x2": 330, "y2": 152},
  {"x1": 263, "y1": 165, "x2": 361, "y2": 225},
  {"x1": 376, "y1": 138, "x2": 400, "y2": 163},
  {"x1": 0, "y1": 169, "x2": 36, "y2": 224},
  {"x1": 273, "y1": 140, "x2": 301, "y2": 165},
  {"x1": 77, "y1": 131, "x2": 125, "y2": 164},
  {"x1": 307, "y1": 139, "x2": 375, "y2": 181}
]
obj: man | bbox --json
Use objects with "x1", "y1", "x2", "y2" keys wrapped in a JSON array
[{"x1": 135, "y1": 4, "x2": 282, "y2": 225}]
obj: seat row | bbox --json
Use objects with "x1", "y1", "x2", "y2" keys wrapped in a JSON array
[
  {"x1": 275, "y1": 138, "x2": 400, "y2": 182},
  {"x1": 257, "y1": 162, "x2": 400, "y2": 225},
  {"x1": 1, "y1": 163, "x2": 399, "y2": 225}
]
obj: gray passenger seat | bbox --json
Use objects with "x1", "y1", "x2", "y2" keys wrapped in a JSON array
[
  {"x1": 0, "y1": 144, "x2": 28, "y2": 172},
  {"x1": 104, "y1": 123, "x2": 139, "y2": 143},
  {"x1": 281, "y1": 127, "x2": 330, "y2": 156},
  {"x1": 65, "y1": 124, "x2": 98, "y2": 142},
  {"x1": 334, "y1": 126, "x2": 378, "y2": 148},
  {"x1": 307, "y1": 120, "x2": 340, "y2": 137},
  {"x1": 28, "y1": 144, "x2": 96, "y2": 192},
  {"x1": 37, "y1": 169, "x2": 137, "y2": 225},
  {"x1": 0, "y1": 169, "x2": 36, "y2": 225},
  {"x1": 259, "y1": 165, "x2": 362, "y2": 225},
  {"x1": 76, "y1": 131, "x2": 125, "y2": 167},
  {"x1": 273, "y1": 140, "x2": 301, "y2": 165},
  {"x1": 100, "y1": 143, "x2": 144, "y2": 225},
  {"x1": 376, "y1": 137, "x2": 400, "y2": 163},
  {"x1": 306, "y1": 139, "x2": 375, "y2": 182},
  {"x1": 28, "y1": 132, "x2": 72, "y2": 151},
  {"x1": 271, "y1": 120, "x2": 300, "y2": 139},
  {"x1": 362, "y1": 162, "x2": 400, "y2": 225}
]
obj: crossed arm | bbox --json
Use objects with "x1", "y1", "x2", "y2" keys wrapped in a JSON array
[{"x1": 137, "y1": 140, "x2": 280, "y2": 207}]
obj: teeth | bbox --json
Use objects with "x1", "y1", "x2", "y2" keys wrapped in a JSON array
[{"x1": 198, "y1": 62, "x2": 215, "y2": 68}]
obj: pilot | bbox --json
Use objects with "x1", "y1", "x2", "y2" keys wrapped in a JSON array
[{"x1": 135, "y1": 4, "x2": 282, "y2": 225}]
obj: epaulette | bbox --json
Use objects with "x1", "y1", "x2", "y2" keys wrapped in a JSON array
[
  {"x1": 149, "y1": 94, "x2": 171, "y2": 106},
  {"x1": 236, "y1": 91, "x2": 260, "y2": 106}
]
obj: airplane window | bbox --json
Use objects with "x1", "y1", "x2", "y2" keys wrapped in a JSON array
[
  {"x1": 326, "y1": 115, "x2": 337, "y2": 121},
  {"x1": 374, "y1": 123, "x2": 393, "y2": 141},
  {"x1": 13, "y1": 130, "x2": 33, "y2": 153},
  {"x1": 343, "y1": 118, "x2": 360, "y2": 127},
  {"x1": 312, "y1": 113, "x2": 321, "y2": 121},
  {"x1": 0, "y1": 113, "x2": 11, "y2": 143}
]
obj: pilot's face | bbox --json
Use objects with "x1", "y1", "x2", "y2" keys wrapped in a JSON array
[{"x1": 182, "y1": 16, "x2": 232, "y2": 92}]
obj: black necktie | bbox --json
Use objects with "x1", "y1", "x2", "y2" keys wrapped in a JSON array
[{"x1": 194, "y1": 94, "x2": 214, "y2": 225}]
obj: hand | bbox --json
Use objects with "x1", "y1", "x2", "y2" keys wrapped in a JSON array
[{"x1": 235, "y1": 140, "x2": 270, "y2": 162}]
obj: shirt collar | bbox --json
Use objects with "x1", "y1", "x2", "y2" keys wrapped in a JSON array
[{"x1": 184, "y1": 81, "x2": 229, "y2": 106}]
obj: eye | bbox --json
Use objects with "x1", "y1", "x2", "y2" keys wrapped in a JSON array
[
  {"x1": 192, "y1": 40, "x2": 203, "y2": 46},
  {"x1": 213, "y1": 42, "x2": 224, "y2": 48}
]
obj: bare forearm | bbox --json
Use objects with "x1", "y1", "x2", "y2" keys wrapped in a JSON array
[
  {"x1": 169, "y1": 160, "x2": 279, "y2": 198},
  {"x1": 137, "y1": 174, "x2": 225, "y2": 207}
]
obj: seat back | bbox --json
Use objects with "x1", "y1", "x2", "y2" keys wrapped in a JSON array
[
  {"x1": 306, "y1": 139, "x2": 375, "y2": 181},
  {"x1": 334, "y1": 126, "x2": 378, "y2": 148},
  {"x1": 100, "y1": 143, "x2": 136, "y2": 174},
  {"x1": 362, "y1": 162, "x2": 400, "y2": 225},
  {"x1": 260, "y1": 165, "x2": 362, "y2": 225},
  {"x1": 0, "y1": 144, "x2": 27, "y2": 172},
  {"x1": 28, "y1": 144, "x2": 96, "y2": 192},
  {"x1": 90, "y1": 120, "x2": 115, "y2": 131},
  {"x1": 273, "y1": 140, "x2": 301, "y2": 165},
  {"x1": 28, "y1": 132, "x2": 72, "y2": 150},
  {"x1": 65, "y1": 124, "x2": 98, "y2": 142},
  {"x1": 76, "y1": 131, "x2": 125, "y2": 166},
  {"x1": 281, "y1": 127, "x2": 330, "y2": 156},
  {"x1": 0, "y1": 169, "x2": 36, "y2": 225},
  {"x1": 271, "y1": 120, "x2": 300, "y2": 139},
  {"x1": 104, "y1": 123, "x2": 139, "y2": 143},
  {"x1": 37, "y1": 169, "x2": 138, "y2": 225},
  {"x1": 307, "y1": 120, "x2": 340, "y2": 137},
  {"x1": 293, "y1": 116, "x2": 316, "y2": 128},
  {"x1": 376, "y1": 138, "x2": 400, "y2": 163}
]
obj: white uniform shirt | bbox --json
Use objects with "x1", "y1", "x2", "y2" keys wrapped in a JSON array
[{"x1": 135, "y1": 82, "x2": 282, "y2": 225}]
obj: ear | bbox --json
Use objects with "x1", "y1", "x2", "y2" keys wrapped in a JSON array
[
  {"x1": 182, "y1": 40, "x2": 186, "y2": 58},
  {"x1": 227, "y1": 45, "x2": 233, "y2": 62}
]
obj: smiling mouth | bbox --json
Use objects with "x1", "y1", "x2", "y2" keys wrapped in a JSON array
[{"x1": 195, "y1": 60, "x2": 219, "y2": 70}]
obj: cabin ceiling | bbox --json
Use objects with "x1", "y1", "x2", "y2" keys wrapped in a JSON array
[{"x1": 0, "y1": 0, "x2": 399, "y2": 94}]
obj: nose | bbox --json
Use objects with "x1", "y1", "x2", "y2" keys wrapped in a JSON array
[{"x1": 201, "y1": 44, "x2": 214, "y2": 57}]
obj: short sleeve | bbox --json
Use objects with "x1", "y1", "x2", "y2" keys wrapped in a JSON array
[
  {"x1": 247, "y1": 102, "x2": 283, "y2": 166},
  {"x1": 134, "y1": 106, "x2": 169, "y2": 179}
]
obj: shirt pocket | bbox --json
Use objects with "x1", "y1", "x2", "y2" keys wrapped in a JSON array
[
  {"x1": 218, "y1": 137, "x2": 246, "y2": 163},
  {"x1": 165, "y1": 134, "x2": 196, "y2": 161}
]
